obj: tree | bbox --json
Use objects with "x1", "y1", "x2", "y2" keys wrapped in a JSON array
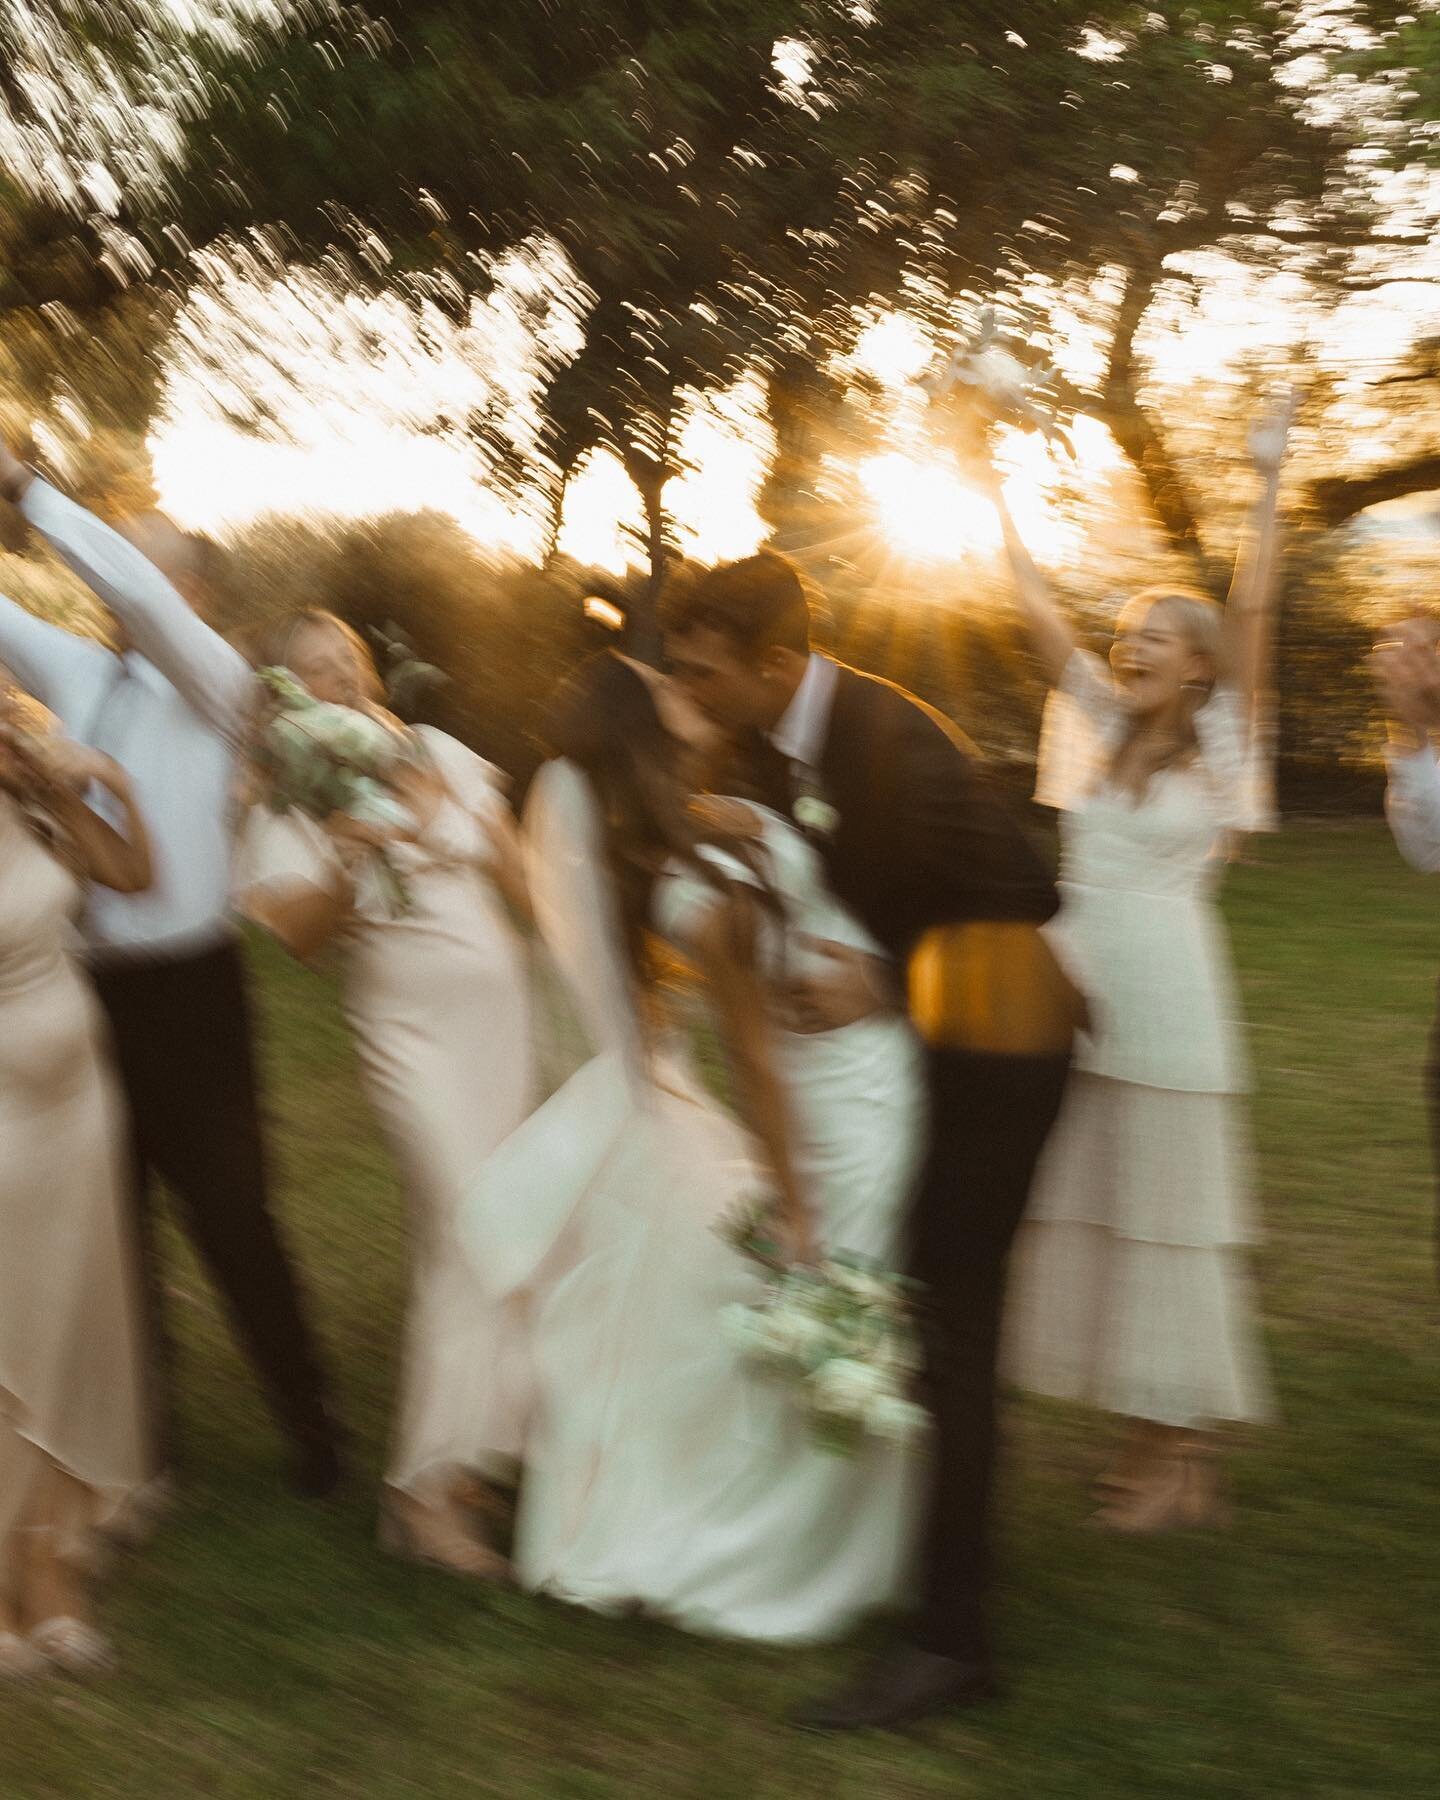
[
  {"x1": 168, "y1": 3, "x2": 1175, "y2": 629},
  {"x1": 0, "y1": 3, "x2": 323, "y2": 483}
]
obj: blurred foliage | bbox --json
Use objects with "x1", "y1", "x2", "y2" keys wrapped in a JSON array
[
  {"x1": 193, "y1": 509, "x2": 609, "y2": 780},
  {"x1": 166, "y1": 3, "x2": 1353, "y2": 559},
  {"x1": 4, "y1": 3, "x2": 1440, "y2": 802}
]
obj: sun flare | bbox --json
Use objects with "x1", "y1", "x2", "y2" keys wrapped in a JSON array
[
  {"x1": 147, "y1": 249, "x2": 1124, "y2": 586},
  {"x1": 857, "y1": 418, "x2": 1119, "y2": 570},
  {"x1": 858, "y1": 453, "x2": 1000, "y2": 561}
]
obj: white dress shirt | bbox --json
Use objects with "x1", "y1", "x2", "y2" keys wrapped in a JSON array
[
  {"x1": 769, "y1": 652, "x2": 839, "y2": 775},
  {"x1": 1386, "y1": 743, "x2": 1440, "y2": 875},
  {"x1": 0, "y1": 479, "x2": 253, "y2": 958}
]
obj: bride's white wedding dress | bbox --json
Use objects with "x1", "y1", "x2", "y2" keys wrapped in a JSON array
[{"x1": 462, "y1": 761, "x2": 925, "y2": 1643}]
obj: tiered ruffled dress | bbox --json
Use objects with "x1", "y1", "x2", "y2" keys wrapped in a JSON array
[{"x1": 1001, "y1": 654, "x2": 1273, "y2": 1428}]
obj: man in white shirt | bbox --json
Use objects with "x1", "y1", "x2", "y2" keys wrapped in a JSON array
[
  {"x1": 0, "y1": 447, "x2": 341, "y2": 1496},
  {"x1": 1375, "y1": 609, "x2": 1440, "y2": 1284}
]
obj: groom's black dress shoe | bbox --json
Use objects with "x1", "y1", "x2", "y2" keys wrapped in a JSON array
[
  {"x1": 790, "y1": 1646, "x2": 999, "y2": 1734},
  {"x1": 287, "y1": 1442, "x2": 345, "y2": 1501},
  {"x1": 285, "y1": 1427, "x2": 347, "y2": 1501}
]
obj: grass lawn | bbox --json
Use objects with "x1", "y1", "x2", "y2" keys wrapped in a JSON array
[{"x1": 3, "y1": 823, "x2": 1437, "y2": 1799}]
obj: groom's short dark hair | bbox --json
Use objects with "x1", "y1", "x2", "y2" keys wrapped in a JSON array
[{"x1": 662, "y1": 551, "x2": 813, "y2": 658}]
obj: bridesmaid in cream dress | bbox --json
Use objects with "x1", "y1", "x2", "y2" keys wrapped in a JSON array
[
  {"x1": 984, "y1": 398, "x2": 1295, "y2": 1531},
  {"x1": 234, "y1": 612, "x2": 533, "y2": 1578},
  {"x1": 0, "y1": 688, "x2": 156, "y2": 1679}
]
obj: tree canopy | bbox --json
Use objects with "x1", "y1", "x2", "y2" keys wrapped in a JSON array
[{"x1": 2, "y1": 2, "x2": 1440, "y2": 767}]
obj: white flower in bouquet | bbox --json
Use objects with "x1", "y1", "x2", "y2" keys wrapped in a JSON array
[
  {"x1": 810, "y1": 1356, "x2": 888, "y2": 1417},
  {"x1": 768, "y1": 1302, "x2": 836, "y2": 1366},
  {"x1": 864, "y1": 1392, "x2": 930, "y2": 1443},
  {"x1": 341, "y1": 777, "x2": 412, "y2": 833},
  {"x1": 719, "y1": 1207, "x2": 927, "y2": 1455},
  {"x1": 923, "y1": 307, "x2": 1070, "y2": 452},
  {"x1": 827, "y1": 1261, "x2": 899, "y2": 1310}
]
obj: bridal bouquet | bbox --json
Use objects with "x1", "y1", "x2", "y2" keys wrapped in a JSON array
[
  {"x1": 252, "y1": 666, "x2": 421, "y2": 915},
  {"x1": 720, "y1": 1202, "x2": 929, "y2": 1457},
  {"x1": 923, "y1": 307, "x2": 1071, "y2": 453}
]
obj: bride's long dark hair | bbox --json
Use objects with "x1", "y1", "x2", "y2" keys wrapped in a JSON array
[{"x1": 542, "y1": 651, "x2": 777, "y2": 995}]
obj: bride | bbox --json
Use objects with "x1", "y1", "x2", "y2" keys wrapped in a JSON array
[{"x1": 463, "y1": 650, "x2": 925, "y2": 1642}]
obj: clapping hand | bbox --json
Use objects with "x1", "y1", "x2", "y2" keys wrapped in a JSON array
[{"x1": 1248, "y1": 387, "x2": 1300, "y2": 476}]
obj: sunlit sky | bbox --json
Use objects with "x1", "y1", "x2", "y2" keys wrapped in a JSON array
[
  {"x1": 6, "y1": 0, "x2": 1435, "y2": 573},
  {"x1": 143, "y1": 231, "x2": 1437, "y2": 579},
  {"x1": 148, "y1": 279, "x2": 1126, "y2": 574}
]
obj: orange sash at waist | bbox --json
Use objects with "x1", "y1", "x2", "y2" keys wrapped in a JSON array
[{"x1": 907, "y1": 922, "x2": 1084, "y2": 1056}]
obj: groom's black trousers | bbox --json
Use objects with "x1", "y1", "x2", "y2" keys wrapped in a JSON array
[
  {"x1": 908, "y1": 1044, "x2": 1072, "y2": 1663},
  {"x1": 90, "y1": 937, "x2": 334, "y2": 1464}
]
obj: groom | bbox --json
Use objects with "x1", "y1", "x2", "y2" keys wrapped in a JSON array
[{"x1": 664, "y1": 552, "x2": 1081, "y2": 1730}]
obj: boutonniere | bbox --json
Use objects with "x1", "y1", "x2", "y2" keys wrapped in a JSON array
[{"x1": 792, "y1": 774, "x2": 840, "y2": 839}]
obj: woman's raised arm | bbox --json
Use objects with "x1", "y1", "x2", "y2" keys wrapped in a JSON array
[
  {"x1": 1222, "y1": 391, "x2": 1297, "y2": 717},
  {"x1": 984, "y1": 458, "x2": 1078, "y2": 687}
]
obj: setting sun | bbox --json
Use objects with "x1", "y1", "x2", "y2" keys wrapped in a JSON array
[{"x1": 858, "y1": 452, "x2": 1000, "y2": 561}]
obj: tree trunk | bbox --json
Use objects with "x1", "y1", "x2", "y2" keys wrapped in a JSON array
[
  {"x1": 540, "y1": 462, "x2": 573, "y2": 569},
  {"x1": 622, "y1": 448, "x2": 673, "y2": 664},
  {"x1": 1099, "y1": 260, "x2": 1227, "y2": 594},
  {"x1": 760, "y1": 362, "x2": 835, "y2": 557}
]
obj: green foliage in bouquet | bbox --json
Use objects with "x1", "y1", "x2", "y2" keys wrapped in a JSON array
[
  {"x1": 252, "y1": 667, "x2": 423, "y2": 915},
  {"x1": 721, "y1": 1197, "x2": 929, "y2": 1457}
]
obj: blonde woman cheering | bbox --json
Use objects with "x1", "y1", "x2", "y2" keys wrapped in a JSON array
[{"x1": 990, "y1": 398, "x2": 1295, "y2": 1531}]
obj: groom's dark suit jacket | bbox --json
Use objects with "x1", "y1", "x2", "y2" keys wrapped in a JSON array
[
  {"x1": 810, "y1": 660, "x2": 1058, "y2": 954},
  {"x1": 792, "y1": 660, "x2": 1076, "y2": 1055},
  {"x1": 784, "y1": 659, "x2": 1074, "y2": 1662}
]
